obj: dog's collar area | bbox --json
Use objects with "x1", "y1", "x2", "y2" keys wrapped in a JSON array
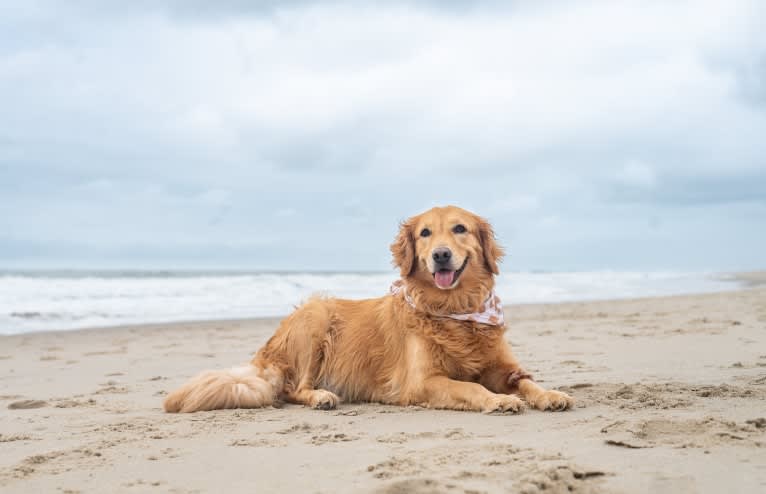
[{"x1": 389, "y1": 279, "x2": 505, "y2": 326}]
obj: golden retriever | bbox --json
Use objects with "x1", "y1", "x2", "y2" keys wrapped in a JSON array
[{"x1": 164, "y1": 205, "x2": 574, "y2": 413}]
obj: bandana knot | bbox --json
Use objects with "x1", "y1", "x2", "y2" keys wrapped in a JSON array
[{"x1": 389, "y1": 279, "x2": 504, "y2": 326}]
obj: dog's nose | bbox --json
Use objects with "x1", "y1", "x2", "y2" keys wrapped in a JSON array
[{"x1": 432, "y1": 247, "x2": 452, "y2": 264}]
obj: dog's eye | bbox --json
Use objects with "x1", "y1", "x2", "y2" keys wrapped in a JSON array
[
  {"x1": 420, "y1": 228, "x2": 431, "y2": 238},
  {"x1": 452, "y1": 224, "x2": 467, "y2": 234}
]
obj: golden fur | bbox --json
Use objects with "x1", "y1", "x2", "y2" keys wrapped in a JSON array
[{"x1": 164, "y1": 206, "x2": 574, "y2": 414}]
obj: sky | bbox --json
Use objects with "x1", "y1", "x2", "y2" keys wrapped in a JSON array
[{"x1": 1, "y1": 0, "x2": 765, "y2": 272}]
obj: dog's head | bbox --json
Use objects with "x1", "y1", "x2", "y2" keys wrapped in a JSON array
[{"x1": 391, "y1": 205, "x2": 503, "y2": 298}]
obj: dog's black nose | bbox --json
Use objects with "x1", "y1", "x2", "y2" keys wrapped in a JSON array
[{"x1": 432, "y1": 247, "x2": 452, "y2": 264}]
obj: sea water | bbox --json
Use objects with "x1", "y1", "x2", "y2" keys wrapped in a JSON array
[{"x1": 0, "y1": 270, "x2": 740, "y2": 334}]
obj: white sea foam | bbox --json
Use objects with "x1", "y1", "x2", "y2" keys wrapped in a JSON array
[{"x1": 0, "y1": 271, "x2": 740, "y2": 334}]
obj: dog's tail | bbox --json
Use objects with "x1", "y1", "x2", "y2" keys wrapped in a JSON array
[{"x1": 163, "y1": 362, "x2": 284, "y2": 413}]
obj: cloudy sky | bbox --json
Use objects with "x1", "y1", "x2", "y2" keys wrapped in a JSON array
[{"x1": 1, "y1": 0, "x2": 764, "y2": 271}]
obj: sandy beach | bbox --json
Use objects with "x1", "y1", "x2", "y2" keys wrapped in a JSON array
[{"x1": 2, "y1": 284, "x2": 765, "y2": 493}]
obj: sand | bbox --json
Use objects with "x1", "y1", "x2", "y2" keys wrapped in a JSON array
[{"x1": 2, "y1": 285, "x2": 766, "y2": 493}]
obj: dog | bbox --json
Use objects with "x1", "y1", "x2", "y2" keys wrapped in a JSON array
[{"x1": 164, "y1": 205, "x2": 574, "y2": 413}]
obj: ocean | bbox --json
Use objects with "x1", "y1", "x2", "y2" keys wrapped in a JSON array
[{"x1": 0, "y1": 270, "x2": 741, "y2": 335}]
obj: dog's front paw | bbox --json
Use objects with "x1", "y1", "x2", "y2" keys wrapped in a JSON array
[
  {"x1": 482, "y1": 394, "x2": 526, "y2": 414},
  {"x1": 529, "y1": 389, "x2": 574, "y2": 411}
]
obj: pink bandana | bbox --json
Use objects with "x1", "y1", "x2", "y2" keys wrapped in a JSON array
[{"x1": 389, "y1": 279, "x2": 505, "y2": 326}]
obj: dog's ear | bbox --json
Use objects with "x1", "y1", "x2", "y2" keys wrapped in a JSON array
[
  {"x1": 477, "y1": 216, "x2": 504, "y2": 275},
  {"x1": 390, "y1": 219, "x2": 417, "y2": 278}
]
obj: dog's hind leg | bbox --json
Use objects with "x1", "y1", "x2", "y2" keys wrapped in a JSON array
[
  {"x1": 270, "y1": 298, "x2": 341, "y2": 410},
  {"x1": 164, "y1": 297, "x2": 343, "y2": 413},
  {"x1": 287, "y1": 388, "x2": 340, "y2": 410},
  {"x1": 283, "y1": 336, "x2": 340, "y2": 410}
]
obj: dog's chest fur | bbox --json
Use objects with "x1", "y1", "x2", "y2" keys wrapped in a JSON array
[{"x1": 421, "y1": 318, "x2": 506, "y2": 379}]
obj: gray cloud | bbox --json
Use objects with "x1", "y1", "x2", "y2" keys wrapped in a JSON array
[{"x1": 1, "y1": 0, "x2": 765, "y2": 271}]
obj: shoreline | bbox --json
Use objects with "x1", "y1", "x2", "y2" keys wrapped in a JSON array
[
  {"x1": 719, "y1": 270, "x2": 766, "y2": 287},
  {"x1": 3, "y1": 270, "x2": 761, "y2": 336},
  {"x1": 4, "y1": 268, "x2": 765, "y2": 338},
  {"x1": 1, "y1": 287, "x2": 765, "y2": 493}
]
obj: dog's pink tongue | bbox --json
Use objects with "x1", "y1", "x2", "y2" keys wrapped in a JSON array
[{"x1": 434, "y1": 270, "x2": 455, "y2": 288}]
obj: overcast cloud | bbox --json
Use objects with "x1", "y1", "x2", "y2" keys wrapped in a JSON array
[{"x1": 1, "y1": 0, "x2": 764, "y2": 271}]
